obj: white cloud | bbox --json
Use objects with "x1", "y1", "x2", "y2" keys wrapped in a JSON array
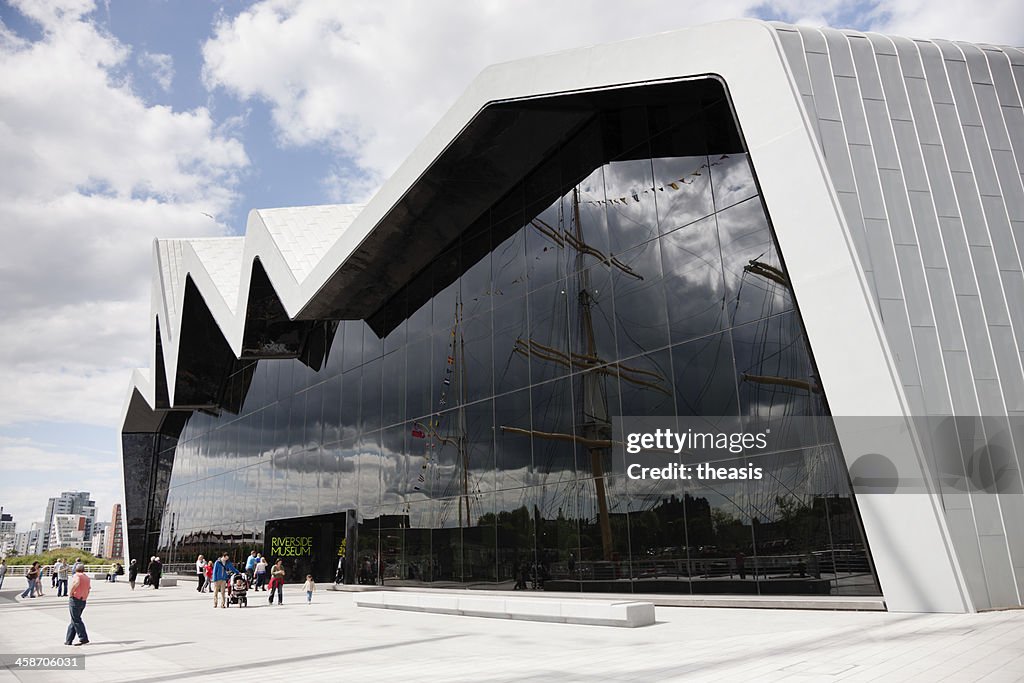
[
  {"x1": 200, "y1": 0, "x2": 757, "y2": 199},
  {"x1": 138, "y1": 50, "x2": 174, "y2": 92},
  {"x1": 870, "y1": 0, "x2": 1024, "y2": 45},
  {"x1": 201, "y1": 1, "x2": 1023, "y2": 204},
  {"x1": 0, "y1": 0, "x2": 249, "y2": 430}
]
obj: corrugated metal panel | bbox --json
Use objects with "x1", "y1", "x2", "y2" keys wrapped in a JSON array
[{"x1": 771, "y1": 24, "x2": 1024, "y2": 610}]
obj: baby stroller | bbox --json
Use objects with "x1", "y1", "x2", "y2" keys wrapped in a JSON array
[{"x1": 227, "y1": 573, "x2": 249, "y2": 607}]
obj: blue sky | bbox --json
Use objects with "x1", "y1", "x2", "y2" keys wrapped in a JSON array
[{"x1": 0, "y1": 0, "x2": 1021, "y2": 535}]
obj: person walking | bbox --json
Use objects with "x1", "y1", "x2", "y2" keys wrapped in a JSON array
[
  {"x1": 211, "y1": 553, "x2": 239, "y2": 608},
  {"x1": 20, "y1": 562, "x2": 40, "y2": 599},
  {"x1": 64, "y1": 564, "x2": 91, "y2": 646},
  {"x1": 195, "y1": 555, "x2": 207, "y2": 592},
  {"x1": 128, "y1": 559, "x2": 138, "y2": 590},
  {"x1": 303, "y1": 575, "x2": 316, "y2": 604},
  {"x1": 56, "y1": 559, "x2": 69, "y2": 597},
  {"x1": 36, "y1": 565, "x2": 46, "y2": 597},
  {"x1": 204, "y1": 558, "x2": 213, "y2": 592},
  {"x1": 52, "y1": 560, "x2": 64, "y2": 590},
  {"x1": 254, "y1": 555, "x2": 268, "y2": 591},
  {"x1": 50, "y1": 562, "x2": 58, "y2": 588},
  {"x1": 245, "y1": 550, "x2": 258, "y2": 584},
  {"x1": 268, "y1": 560, "x2": 285, "y2": 605},
  {"x1": 0, "y1": 559, "x2": 6, "y2": 589}
]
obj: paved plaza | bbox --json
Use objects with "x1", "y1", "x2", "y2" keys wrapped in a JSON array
[{"x1": 2, "y1": 580, "x2": 1024, "y2": 682}]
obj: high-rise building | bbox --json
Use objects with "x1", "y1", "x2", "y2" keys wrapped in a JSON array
[
  {"x1": 120, "y1": 21, "x2": 1024, "y2": 614},
  {"x1": 49, "y1": 514, "x2": 89, "y2": 550},
  {"x1": 41, "y1": 492, "x2": 95, "y2": 551},
  {"x1": 14, "y1": 522, "x2": 43, "y2": 556},
  {"x1": 90, "y1": 522, "x2": 109, "y2": 557},
  {"x1": 105, "y1": 503, "x2": 124, "y2": 559},
  {"x1": 0, "y1": 509, "x2": 15, "y2": 556}
]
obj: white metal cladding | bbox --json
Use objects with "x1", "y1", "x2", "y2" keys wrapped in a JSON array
[
  {"x1": 123, "y1": 19, "x2": 1024, "y2": 612},
  {"x1": 772, "y1": 23, "x2": 1024, "y2": 610}
]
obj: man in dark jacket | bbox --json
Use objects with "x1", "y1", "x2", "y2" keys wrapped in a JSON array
[
  {"x1": 147, "y1": 556, "x2": 163, "y2": 589},
  {"x1": 128, "y1": 559, "x2": 139, "y2": 590}
]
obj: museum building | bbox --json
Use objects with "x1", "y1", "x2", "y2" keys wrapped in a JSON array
[{"x1": 120, "y1": 21, "x2": 1024, "y2": 613}]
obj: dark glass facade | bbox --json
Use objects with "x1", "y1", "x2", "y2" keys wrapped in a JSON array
[{"x1": 150, "y1": 82, "x2": 880, "y2": 596}]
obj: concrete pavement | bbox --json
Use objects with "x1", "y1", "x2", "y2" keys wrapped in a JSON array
[{"x1": 2, "y1": 580, "x2": 1024, "y2": 681}]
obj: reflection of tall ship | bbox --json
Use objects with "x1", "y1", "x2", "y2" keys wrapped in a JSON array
[
  {"x1": 501, "y1": 186, "x2": 671, "y2": 562},
  {"x1": 399, "y1": 153, "x2": 867, "y2": 592},
  {"x1": 409, "y1": 296, "x2": 473, "y2": 528},
  {"x1": 410, "y1": 180, "x2": 672, "y2": 560}
]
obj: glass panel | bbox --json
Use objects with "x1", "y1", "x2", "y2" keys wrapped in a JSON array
[
  {"x1": 405, "y1": 336, "x2": 433, "y2": 423},
  {"x1": 322, "y1": 373, "x2": 342, "y2": 444},
  {"x1": 341, "y1": 365, "x2": 362, "y2": 439},
  {"x1": 718, "y1": 197, "x2": 794, "y2": 327},
  {"x1": 528, "y1": 281, "x2": 570, "y2": 384},
  {"x1": 341, "y1": 320, "x2": 363, "y2": 373},
  {"x1": 530, "y1": 378, "x2": 576, "y2": 480},
  {"x1": 461, "y1": 311, "x2": 493, "y2": 404},
  {"x1": 461, "y1": 224, "x2": 492, "y2": 318},
  {"x1": 672, "y1": 330, "x2": 739, "y2": 425},
  {"x1": 710, "y1": 153, "x2": 757, "y2": 211},
  {"x1": 604, "y1": 157, "x2": 658, "y2": 254},
  {"x1": 336, "y1": 438, "x2": 360, "y2": 511},
  {"x1": 363, "y1": 320, "x2": 383, "y2": 364},
  {"x1": 358, "y1": 431, "x2": 383, "y2": 510},
  {"x1": 361, "y1": 357, "x2": 383, "y2": 433},
  {"x1": 653, "y1": 154, "x2": 713, "y2": 232},
  {"x1": 492, "y1": 216, "x2": 527, "y2": 302},
  {"x1": 304, "y1": 383, "x2": 324, "y2": 451},
  {"x1": 382, "y1": 347, "x2": 406, "y2": 429},
  {"x1": 617, "y1": 349, "x2": 676, "y2": 418},
  {"x1": 492, "y1": 296, "x2": 530, "y2": 395},
  {"x1": 573, "y1": 167, "x2": 611, "y2": 263},
  {"x1": 526, "y1": 193, "x2": 567, "y2": 291},
  {"x1": 495, "y1": 388, "x2": 532, "y2": 492},
  {"x1": 661, "y1": 215, "x2": 727, "y2": 345},
  {"x1": 612, "y1": 238, "x2": 670, "y2": 358},
  {"x1": 733, "y1": 311, "x2": 827, "y2": 451},
  {"x1": 286, "y1": 392, "x2": 304, "y2": 455}
]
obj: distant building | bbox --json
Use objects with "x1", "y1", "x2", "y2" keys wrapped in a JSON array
[
  {"x1": 105, "y1": 503, "x2": 124, "y2": 559},
  {"x1": 14, "y1": 523, "x2": 42, "y2": 556},
  {"x1": 49, "y1": 514, "x2": 89, "y2": 550},
  {"x1": 90, "y1": 522, "x2": 109, "y2": 557},
  {"x1": 41, "y1": 492, "x2": 95, "y2": 551},
  {"x1": 0, "y1": 509, "x2": 15, "y2": 556}
]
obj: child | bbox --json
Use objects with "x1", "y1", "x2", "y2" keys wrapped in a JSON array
[{"x1": 303, "y1": 575, "x2": 315, "y2": 604}]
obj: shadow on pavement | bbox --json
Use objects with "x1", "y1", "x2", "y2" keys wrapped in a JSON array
[{"x1": 122, "y1": 634, "x2": 467, "y2": 682}]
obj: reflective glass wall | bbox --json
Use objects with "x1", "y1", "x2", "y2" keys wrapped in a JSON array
[{"x1": 157, "y1": 87, "x2": 880, "y2": 596}]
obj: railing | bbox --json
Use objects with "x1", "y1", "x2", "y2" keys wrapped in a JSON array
[
  {"x1": 544, "y1": 549, "x2": 873, "y2": 582},
  {"x1": 363, "y1": 548, "x2": 873, "y2": 585},
  {"x1": 2, "y1": 564, "x2": 114, "y2": 577}
]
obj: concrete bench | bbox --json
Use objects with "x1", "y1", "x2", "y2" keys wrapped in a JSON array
[
  {"x1": 354, "y1": 591, "x2": 655, "y2": 627},
  {"x1": 158, "y1": 578, "x2": 177, "y2": 587},
  {"x1": 91, "y1": 573, "x2": 108, "y2": 580}
]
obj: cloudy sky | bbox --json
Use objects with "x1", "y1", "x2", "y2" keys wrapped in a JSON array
[{"x1": 0, "y1": 0, "x2": 1021, "y2": 534}]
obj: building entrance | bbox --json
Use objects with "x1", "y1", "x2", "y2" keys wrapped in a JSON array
[{"x1": 264, "y1": 511, "x2": 354, "y2": 583}]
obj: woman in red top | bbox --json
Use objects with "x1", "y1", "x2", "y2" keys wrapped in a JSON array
[{"x1": 203, "y1": 560, "x2": 213, "y2": 593}]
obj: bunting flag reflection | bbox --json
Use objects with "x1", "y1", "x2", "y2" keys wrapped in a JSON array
[
  {"x1": 580, "y1": 156, "x2": 728, "y2": 206},
  {"x1": 412, "y1": 300, "x2": 464, "y2": 492}
]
